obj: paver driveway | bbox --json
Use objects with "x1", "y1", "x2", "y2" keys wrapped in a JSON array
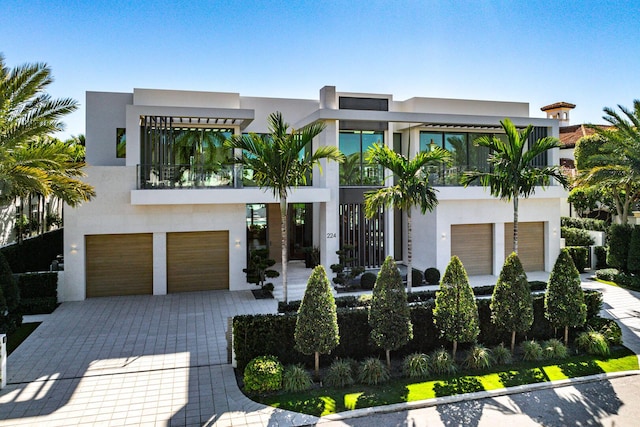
[{"x1": 0, "y1": 291, "x2": 318, "y2": 426}]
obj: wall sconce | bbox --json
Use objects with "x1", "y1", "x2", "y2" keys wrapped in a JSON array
[
  {"x1": 552, "y1": 228, "x2": 557, "y2": 236},
  {"x1": 70, "y1": 244, "x2": 78, "y2": 254},
  {"x1": 441, "y1": 232, "x2": 446, "y2": 240},
  {"x1": 235, "y1": 239, "x2": 241, "y2": 247}
]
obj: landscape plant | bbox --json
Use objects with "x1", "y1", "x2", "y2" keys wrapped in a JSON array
[
  {"x1": 323, "y1": 359, "x2": 354, "y2": 388},
  {"x1": 491, "y1": 344, "x2": 513, "y2": 365},
  {"x1": 424, "y1": 267, "x2": 440, "y2": 286},
  {"x1": 369, "y1": 256, "x2": 413, "y2": 368},
  {"x1": 243, "y1": 355, "x2": 283, "y2": 393},
  {"x1": 282, "y1": 365, "x2": 313, "y2": 392},
  {"x1": 576, "y1": 331, "x2": 610, "y2": 356},
  {"x1": 541, "y1": 339, "x2": 568, "y2": 360},
  {"x1": 545, "y1": 249, "x2": 587, "y2": 345},
  {"x1": 490, "y1": 252, "x2": 533, "y2": 353},
  {"x1": 433, "y1": 256, "x2": 479, "y2": 358},
  {"x1": 0, "y1": 251, "x2": 21, "y2": 333},
  {"x1": 627, "y1": 226, "x2": 640, "y2": 274},
  {"x1": 429, "y1": 348, "x2": 457, "y2": 375},
  {"x1": 464, "y1": 344, "x2": 492, "y2": 370},
  {"x1": 402, "y1": 353, "x2": 430, "y2": 379},
  {"x1": 227, "y1": 112, "x2": 343, "y2": 303},
  {"x1": 364, "y1": 142, "x2": 450, "y2": 292},
  {"x1": 461, "y1": 118, "x2": 568, "y2": 253},
  {"x1": 294, "y1": 265, "x2": 339, "y2": 378},
  {"x1": 608, "y1": 224, "x2": 633, "y2": 270},
  {"x1": 243, "y1": 248, "x2": 279, "y2": 290},
  {"x1": 521, "y1": 340, "x2": 544, "y2": 361},
  {"x1": 358, "y1": 357, "x2": 390, "y2": 385}
]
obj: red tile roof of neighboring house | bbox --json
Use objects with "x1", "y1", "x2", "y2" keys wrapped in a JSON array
[
  {"x1": 541, "y1": 101, "x2": 576, "y2": 111},
  {"x1": 559, "y1": 124, "x2": 611, "y2": 148}
]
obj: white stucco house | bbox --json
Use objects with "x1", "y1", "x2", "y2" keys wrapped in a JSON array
[{"x1": 61, "y1": 86, "x2": 565, "y2": 301}]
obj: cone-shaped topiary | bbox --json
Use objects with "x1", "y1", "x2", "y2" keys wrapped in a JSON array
[
  {"x1": 627, "y1": 226, "x2": 640, "y2": 274},
  {"x1": 0, "y1": 251, "x2": 21, "y2": 334},
  {"x1": 369, "y1": 256, "x2": 413, "y2": 368},
  {"x1": 491, "y1": 252, "x2": 533, "y2": 353},
  {"x1": 433, "y1": 256, "x2": 479, "y2": 358},
  {"x1": 294, "y1": 265, "x2": 339, "y2": 378},
  {"x1": 545, "y1": 249, "x2": 587, "y2": 345}
]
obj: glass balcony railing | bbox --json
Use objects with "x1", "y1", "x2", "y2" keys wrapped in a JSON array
[
  {"x1": 137, "y1": 164, "x2": 235, "y2": 189},
  {"x1": 426, "y1": 165, "x2": 489, "y2": 187}
]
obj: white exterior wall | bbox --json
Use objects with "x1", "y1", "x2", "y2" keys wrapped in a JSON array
[
  {"x1": 62, "y1": 166, "x2": 249, "y2": 301},
  {"x1": 86, "y1": 92, "x2": 132, "y2": 166}
]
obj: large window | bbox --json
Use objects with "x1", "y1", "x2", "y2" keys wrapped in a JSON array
[
  {"x1": 116, "y1": 128, "x2": 126, "y2": 158},
  {"x1": 419, "y1": 131, "x2": 491, "y2": 186},
  {"x1": 139, "y1": 115, "x2": 234, "y2": 189},
  {"x1": 339, "y1": 130, "x2": 384, "y2": 186}
]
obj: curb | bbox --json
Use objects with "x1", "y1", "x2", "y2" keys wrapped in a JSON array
[{"x1": 315, "y1": 369, "x2": 640, "y2": 424}]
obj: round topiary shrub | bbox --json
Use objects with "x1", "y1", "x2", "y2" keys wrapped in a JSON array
[
  {"x1": 411, "y1": 269, "x2": 424, "y2": 287},
  {"x1": 360, "y1": 272, "x2": 377, "y2": 290},
  {"x1": 402, "y1": 353, "x2": 430, "y2": 379},
  {"x1": 243, "y1": 355, "x2": 284, "y2": 393},
  {"x1": 357, "y1": 358, "x2": 390, "y2": 385},
  {"x1": 424, "y1": 268, "x2": 440, "y2": 286},
  {"x1": 324, "y1": 359, "x2": 355, "y2": 388}
]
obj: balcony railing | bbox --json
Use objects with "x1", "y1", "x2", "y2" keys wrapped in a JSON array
[
  {"x1": 427, "y1": 165, "x2": 488, "y2": 187},
  {"x1": 137, "y1": 164, "x2": 235, "y2": 189}
]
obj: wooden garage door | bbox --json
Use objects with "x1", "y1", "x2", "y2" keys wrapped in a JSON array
[
  {"x1": 86, "y1": 234, "x2": 153, "y2": 298},
  {"x1": 167, "y1": 231, "x2": 229, "y2": 293},
  {"x1": 505, "y1": 222, "x2": 544, "y2": 271},
  {"x1": 451, "y1": 224, "x2": 493, "y2": 275}
]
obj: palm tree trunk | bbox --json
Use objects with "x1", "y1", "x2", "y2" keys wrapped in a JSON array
[
  {"x1": 280, "y1": 194, "x2": 288, "y2": 303},
  {"x1": 407, "y1": 211, "x2": 413, "y2": 293},
  {"x1": 513, "y1": 197, "x2": 519, "y2": 254}
]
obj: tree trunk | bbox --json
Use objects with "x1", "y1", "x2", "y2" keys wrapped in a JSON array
[
  {"x1": 386, "y1": 349, "x2": 391, "y2": 369},
  {"x1": 513, "y1": 197, "x2": 519, "y2": 254},
  {"x1": 511, "y1": 330, "x2": 516, "y2": 354},
  {"x1": 452, "y1": 340, "x2": 458, "y2": 360},
  {"x1": 564, "y1": 325, "x2": 569, "y2": 347},
  {"x1": 315, "y1": 351, "x2": 320, "y2": 380},
  {"x1": 407, "y1": 211, "x2": 412, "y2": 293},
  {"x1": 280, "y1": 195, "x2": 289, "y2": 303}
]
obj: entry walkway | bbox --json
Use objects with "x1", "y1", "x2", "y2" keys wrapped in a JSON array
[{"x1": 1, "y1": 274, "x2": 639, "y2": 426}]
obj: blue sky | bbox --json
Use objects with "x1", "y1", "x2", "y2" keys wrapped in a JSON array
[{"x1": 3, "y1": 0, "x2": 640, "y2": 139}]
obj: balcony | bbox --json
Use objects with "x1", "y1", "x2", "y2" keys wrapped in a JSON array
[{"x1": 137, "y1": 164, "x2": 235, "y2": 189}]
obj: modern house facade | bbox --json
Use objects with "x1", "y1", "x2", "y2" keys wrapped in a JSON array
[{"x1": 61, "y1": 86, "x2": 565, "y2": 301}]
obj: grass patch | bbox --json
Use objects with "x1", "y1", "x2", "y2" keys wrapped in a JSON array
[
  {"x1": 7, "y1": 322, "x2": 41, "y2": 355},
  {"x1": 255, "y1": 347, "x2": 637, "y2": 416}
]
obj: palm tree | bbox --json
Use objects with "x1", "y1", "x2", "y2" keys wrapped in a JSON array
[
  {"x1": 577, "y1": 100, "x2": 640, "y2": 224},
  {"x1": 227, "y1": 112, "x2": 343, "y2": 303},
  {"x1": 0, "y1": 54, "x2": 95, "y2": 216},
  {"x1": 364, "y1": 143, "x2": 451, "y2": 292},
  {"x1": 461, "y1": 118, "x2": 567, "y2": 253}
]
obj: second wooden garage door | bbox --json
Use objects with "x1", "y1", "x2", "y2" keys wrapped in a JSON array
[
  {"x1": 167, "y1": 231, "x2": 229, "y2": 293},
  {"x1": 505, "y1": 222, "x2": 544, "y2": 271},
  {"x1": 451, "y1": 224, "x2": 493, "y2": 275}
]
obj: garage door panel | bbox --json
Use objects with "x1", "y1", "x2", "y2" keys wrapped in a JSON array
[
  {"x1": 86, "y1": 234, "x2": 153, "y2": 298},
  {"x1": 167, "y1": 231, "x2": 229, "y2": 293},
  {"x1": 451, "y1": 224, "x2": 493, "y2": 275},
  {"x1": 505, "y1": 222, "x2": 544, "y2": 271}
]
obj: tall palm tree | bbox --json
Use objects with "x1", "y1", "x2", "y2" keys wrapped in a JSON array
[
  {"x1": 227, "y1": 112, "x2": 343, "y2": 303},
  {"x1": 364, "y1": 143, "x2": 451, "y2": 292},
  {"x1": 461, "y1": 118, "x2": 567, "y2": 254},
  {"x1": 0, "y1": 54, "x2": 95, "y2": 209}
]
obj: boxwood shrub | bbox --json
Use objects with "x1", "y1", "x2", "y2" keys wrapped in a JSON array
[
  {"x1": 561, "y1": 217, "x2": 607, "y2": 232},
  {"x1": 565, "y1": 246, "x2": 589, "y2": 273},
  {"x1": 561, "y1": 227, "x2": 595, "y2": 247},
  {"x1": 16, "y1": 272, "x2": 58, "y2": 314},
  {"x1": 0, "y1": 229, "x2": 63, "y2": 273}
]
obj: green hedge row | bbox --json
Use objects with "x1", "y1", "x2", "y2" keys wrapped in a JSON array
[
  {"x1": 561, "y1": 227, "x2": 595, "y2": 247},
  {"x1": 565, "y1": 246, "x2": 589, "y2": 273},
  {"x1": 561, "y1": 217, "x2": 608, "y2": 232},
  {"x1": 235, "y1": 291, "x2": 603, "y2": 372},
  {"x1": 16, "y1": 272, "x2": 58, "y2": 314},
  {"x1": 278, "y1": 281, "x2": 548, "y2": 313},
  {"x1": 0, "y1": 229, "x2": 63, "y2": 273}
]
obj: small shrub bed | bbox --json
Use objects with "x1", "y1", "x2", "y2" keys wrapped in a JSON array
[{"x1": 595, "y1": 269, "x2": 640, "y2": 291}]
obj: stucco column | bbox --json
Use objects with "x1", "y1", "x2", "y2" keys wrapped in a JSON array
[
  {"x1": 153, "y1": 232, "x2": 167, "y2": 295},
  {"x1": 493, "y1": 222, "x2": 506, "y2": 275},
  {"x1": 317, "y1": 120, "x2": 340, "y2": 272}
]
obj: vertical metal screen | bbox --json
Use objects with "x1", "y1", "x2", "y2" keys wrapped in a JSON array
[{"x1": 339, "y1": 203, "x2": 385, "y2": 268}]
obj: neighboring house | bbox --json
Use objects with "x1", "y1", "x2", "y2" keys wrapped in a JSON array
[
  {"x1": 62, "y1": 86, "x2": 565, "y2": 301},
  {"x1": 541, "y1": 102, "x2": 611, "y2": 218},
  {"x1": 0, "y1": 195, "x2": 63, "y2": 246}
]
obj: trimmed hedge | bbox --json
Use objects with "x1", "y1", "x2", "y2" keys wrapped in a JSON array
[
  {"x1": 0, "y1": 229, "x2": 63, "y2": 273},
  {"x1": 594, "y1": 246, "x2": 608, "y2": 270},
  {"x1": 235, "y1": 291, "x2": 603, "y2": 372},
  {"x1": 17, "y1": 272, "x2": 58, "y2": 314},
  {"x1": 608, "y1": 224, "x2": 633, "y2": 271},
  {"x1": 561, "y1": 227, "x2": 595, "y2": 247},
  {"x1": 565, "y1": 246, "x2": 589, "y2": 273},
  {"x1": 561, "y1": 217, "x2": 608, "y2": 232}
]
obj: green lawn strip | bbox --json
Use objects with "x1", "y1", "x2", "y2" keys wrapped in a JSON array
[
  {"x1": 7, "y1": 322, "x2": 41, "y2": 355},
  {"x1": 255, "y1": 347, "x2": 637, "y2": 417}
]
